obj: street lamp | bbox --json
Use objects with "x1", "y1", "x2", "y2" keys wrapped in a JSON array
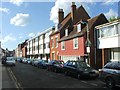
[{"x1": 81, "y1": 20, "x2": 91, "y2": 64}]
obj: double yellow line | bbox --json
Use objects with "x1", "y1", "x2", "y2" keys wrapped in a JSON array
[{"x1": 7, "y1": 67, "x2": 23, "y2": 90}]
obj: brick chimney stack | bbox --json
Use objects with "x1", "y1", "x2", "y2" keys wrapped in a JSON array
[
  {"x1": 58, "y1": 8, "x2": 64, "y2": 23},
  {"x1": 71, "y1": 2, "x2": 77, "y2": 24}
]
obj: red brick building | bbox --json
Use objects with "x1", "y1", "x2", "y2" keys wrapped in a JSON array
[{"x1": 50, "y1": 2, "x2": 108, "y2": 69}]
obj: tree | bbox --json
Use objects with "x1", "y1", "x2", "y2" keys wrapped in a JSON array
[{"x1": 109, "y1": 16, "x2": 120, "y2": 22}]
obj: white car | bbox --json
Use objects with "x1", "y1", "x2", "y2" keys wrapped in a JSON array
[{"x1": 6, "y1": 57, "x2": 16, "y2": 66}]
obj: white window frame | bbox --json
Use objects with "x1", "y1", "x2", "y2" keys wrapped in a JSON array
[
  {"x1": 77, "y1": 24, "x2": 81, "y2": 32},
  {"x1": 73, "y1": 38, "x2": 78, "y2": 49},
  {"x1": 55, "y1": 37, "x2": 58, "y2": 48},
  {"x1": 61, "y1": 41, "x2": 65, "y2": 50},
  {"x1": 65, "y1": 29, "x2": 68, "y2": 36},
  {"x1": 51, "y1": 38, "x2": 54, "y2": 48}
]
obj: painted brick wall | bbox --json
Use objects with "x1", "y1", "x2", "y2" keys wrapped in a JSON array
[{"x1": 59, "y1": 37, "x2": 85, "y2": 56}]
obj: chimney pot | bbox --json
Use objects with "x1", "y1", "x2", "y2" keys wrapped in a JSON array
[
  {"x1": 58, "y1": 8, "x2": 64, "y2": 23},
  {"x1": 71, "y1": 2, "x2": 76, "y2": 24}
]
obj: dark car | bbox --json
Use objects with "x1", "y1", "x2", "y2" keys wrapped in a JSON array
[
  {"x1": 99, "y1": 61, "x2": 120, "y2": 89},
  {"x1": 63, "y1": 60, "x2": 99, "y2": 79},
  {"x1": 46, "y1": 60, "x2": 64, "y2": 73},
  {"x1": 1, "y1": 56, "x2": 7, "y2": 65},
  {"x1": 37, "y1": 60, "x2": 48, "y2": 69}
]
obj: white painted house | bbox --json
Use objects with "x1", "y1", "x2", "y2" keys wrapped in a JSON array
[
  {"x1": 95, "y1": 19, "x2": 120, "y2": 66},
  {"x1": 27, "y1": 27, "x2": 54, "y2": 60}
]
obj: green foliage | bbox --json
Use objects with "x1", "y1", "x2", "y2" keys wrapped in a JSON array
[{"x1": 109, "y1": 16, "x2": 120, "y2": 22}]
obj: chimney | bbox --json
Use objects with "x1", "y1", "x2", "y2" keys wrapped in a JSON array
[
  {"x1": 58, "y1": 8, "x2": 64, "y2": 23},
  {"x1": 71, "y1": 2, "x2": 76, "y2": 24}
]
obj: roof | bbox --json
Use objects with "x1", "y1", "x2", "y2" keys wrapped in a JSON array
[
  {"x1": 50, "y1": 13, "x2": 71, "y2": 36},
  {"x1": 59, "y1": 13, "x2": 107, "y2": 42},
  {"x1": 95, "y1": 19, "x2": 120, "y2": 29},
  {"x1": 50, "y1": 5, "x2": 90, "y2": 36}
]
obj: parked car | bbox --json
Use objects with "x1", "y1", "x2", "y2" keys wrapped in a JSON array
[
  {"x1": 16, "y1": 57, "x2": 23, "y2": 62},
  {"x1": 27, "y1": 58, "x2": 32, "y2": 64},
  {"x1": 22, "y1": 58, "x2": 28, "y2": 63},
  {"x1": 1, "y1": 56, "x2": 7, "y2": 65},
  {"x1": 37, "y1": 60, "x2": 48, "y2": 69},
  {"x1": 31, "y1": 59, "x2": 39, "y2": 66},
  {"x1": 5, "y1": 57, "x2": 16, "y2": 66},
  {"x1": 99, "y1": 61, "x2": 120, "y2": 89},
  {"x1": 63, "y1": 60, "x2": 99, "y2": 79},
  {"x1": 46, "y1": 60, "x2": 64, "y2": 73}
]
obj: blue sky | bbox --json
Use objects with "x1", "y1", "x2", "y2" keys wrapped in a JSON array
[{"x1": 0, "y1": 0, "x2": 119, "y2": 50}]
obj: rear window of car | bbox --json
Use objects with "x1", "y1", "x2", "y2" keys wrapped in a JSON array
[
  {"x1": 77, "y1": 62, "x2": 90, "y2": 68},
  {"x1": 104, "y1": 62, "x2": 120, "y2": 70}
]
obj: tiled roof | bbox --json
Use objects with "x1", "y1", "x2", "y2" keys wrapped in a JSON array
[
  {"x1": 50, "y1": 5, "x2": 90, "y2": 36},
  {"x1": 59, "y1": 13, "x2": 106, "y2": 42}
]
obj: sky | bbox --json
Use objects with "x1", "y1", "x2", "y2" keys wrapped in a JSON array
[{"x1": 0, "y1": 0, "x2": 119, "y2": 51}]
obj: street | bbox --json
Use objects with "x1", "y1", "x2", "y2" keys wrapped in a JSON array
[{"x1": 2, "y1": 61, "x2": 109, "y2": 89}]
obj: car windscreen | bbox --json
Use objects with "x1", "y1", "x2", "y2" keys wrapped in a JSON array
[
  {"x1": 77, "y1": 62, "x2": 90, "y2": 68},
  {"x1": 57, "y1": 61, "x2": 64, "y2": 64}
]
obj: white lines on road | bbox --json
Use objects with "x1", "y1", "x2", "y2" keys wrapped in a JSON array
[
  {"x1": 81, "y1": 80, "x2": 87, "y2": 84},
  {"x1": 89, "y1": 83, "x2": 98, "y2": 86},
  {"x1": 80, "y1": 80, "x2": 99, "y2": 87},
  {"x1": 7, "y1": 67, "x2": 23, "y2": 90}
]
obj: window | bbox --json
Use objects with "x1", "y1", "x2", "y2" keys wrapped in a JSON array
[
  {"x1": 73, "y1": 38, "x2": 78, "y2": 49},
  {"x1": 65, "y1": 29, "x2": 68, "y2": 36},
  {"x1": 111, "y1": 48, "x2": 120, "y2": 61},
  {"x1": 99, "y1": 24, "x2": 119, "y2": 38},
  {"x1": 77, "y1": 24, "x2": 81, "y2": 32},
  {"x1": 46, "y1": 43, "x2": 49, "y2": 49},
  {"x1": 35, "y1": 38, "x2": 38, "y2": 42},
  {"x1": 39, "y1": 44, "x2": 43, "y2": 50},
  {"x1": 61, "y1": 41, "x2": 65, "y2": 50},
  {"x1": 45, "y1": 33, "x2": 49, "y2": 38},
  {"x1": 52, "y1": 53, "x2": 55, "y2": 60},
  {"x1": 51, "y1": 39, "x2": 54, "y2": 48},
  {"x1": 55, "y1": 37, "x2": 58, "y2": 47}
]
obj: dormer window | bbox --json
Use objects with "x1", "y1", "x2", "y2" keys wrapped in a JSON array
[
  {"x1": 65, "y1": 29, "x2": 68, "y2": 36},
  {"x1": 77, "y1": 24, "x2": 81, "y2": 32}
]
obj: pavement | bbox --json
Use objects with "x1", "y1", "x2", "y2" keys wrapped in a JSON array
[{"x1": 0, "y1": 61, "x2": 16, "y2": 89}]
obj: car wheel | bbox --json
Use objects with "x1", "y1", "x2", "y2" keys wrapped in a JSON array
[
  {"x1": 105, "y1": 77, "x2": 115, "y2": 89},
  {"x1": 47, "y1": 67, "x2": 49, "y2": 71},
  {"x1": 77, "y1": 73, "x2": 81, "y2": 79},
  {"x1": 64, "y1": 71, "x2": 68, "y2": 76},
  {"x1": 54, "y1": 68, "x2": 57, "y2": 73}
]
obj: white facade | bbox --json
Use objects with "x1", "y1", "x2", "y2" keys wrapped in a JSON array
[
  {"x1": 96, "y1": 21, "x2": 120, "y2": 49},
  {"x1": 26, "y1": 27, "x2": 54, "y2": 59},
  {"x1": 95, "y1": 19, "x2": 120, "y2": 61},
  {"x1": 44, "y1": 30, "x2": 53, "y2": 54}
]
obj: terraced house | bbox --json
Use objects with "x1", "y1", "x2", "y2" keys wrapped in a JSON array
[
  {"x1": 27, "y1": 27, "x2": 54, "y2": 60},
  {"x1": 50, "y1": 2, "x2": 108, "y2": 69}
]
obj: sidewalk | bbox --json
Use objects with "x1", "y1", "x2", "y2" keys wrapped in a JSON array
[{"x1": 0, "y1": 62, "x2": 16, "y2": 89}]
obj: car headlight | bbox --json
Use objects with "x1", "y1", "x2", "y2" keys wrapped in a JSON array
[{"x1": 92, "y1": 70, "x2": 99, "y2": 74}]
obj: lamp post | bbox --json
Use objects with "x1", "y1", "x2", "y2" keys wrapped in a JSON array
[{"x1": 81, "y1": 20, "x2": 91, "y2": 64}]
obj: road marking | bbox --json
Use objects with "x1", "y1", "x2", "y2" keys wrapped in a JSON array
[
  {"x1": 81, "y1": 80, "x2": 87, "y2": 83},
  {"x1": 7, "y1": 67, "x2": 23, "y2": 90},
  {"x1": 90, "y1": 83, "x2": 98, "y2": 86}
]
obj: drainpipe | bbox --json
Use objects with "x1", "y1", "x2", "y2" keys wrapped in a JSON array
[{"x1": 94, "y1": 28, "x2": 97, "y2": 70}]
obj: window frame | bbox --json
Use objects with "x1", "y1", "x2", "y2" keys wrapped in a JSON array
[
  {"x1": 73, "y1": 38, "x2": 78, "y2": 49},
  {"x1": 61, "y1": 41, "x2": 65, "y2": 50}
]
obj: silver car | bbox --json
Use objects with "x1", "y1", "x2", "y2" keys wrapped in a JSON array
[
  {"x1": 6, "y1": 57, "x2": 16, "y2": 66},
  {"x1": 99, "y1": 61, "x2": 120, "y2": 89}
]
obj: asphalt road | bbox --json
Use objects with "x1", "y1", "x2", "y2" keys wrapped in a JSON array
[{"x1": 6, "y1": 62, "x2": 109, "y2": 89}]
